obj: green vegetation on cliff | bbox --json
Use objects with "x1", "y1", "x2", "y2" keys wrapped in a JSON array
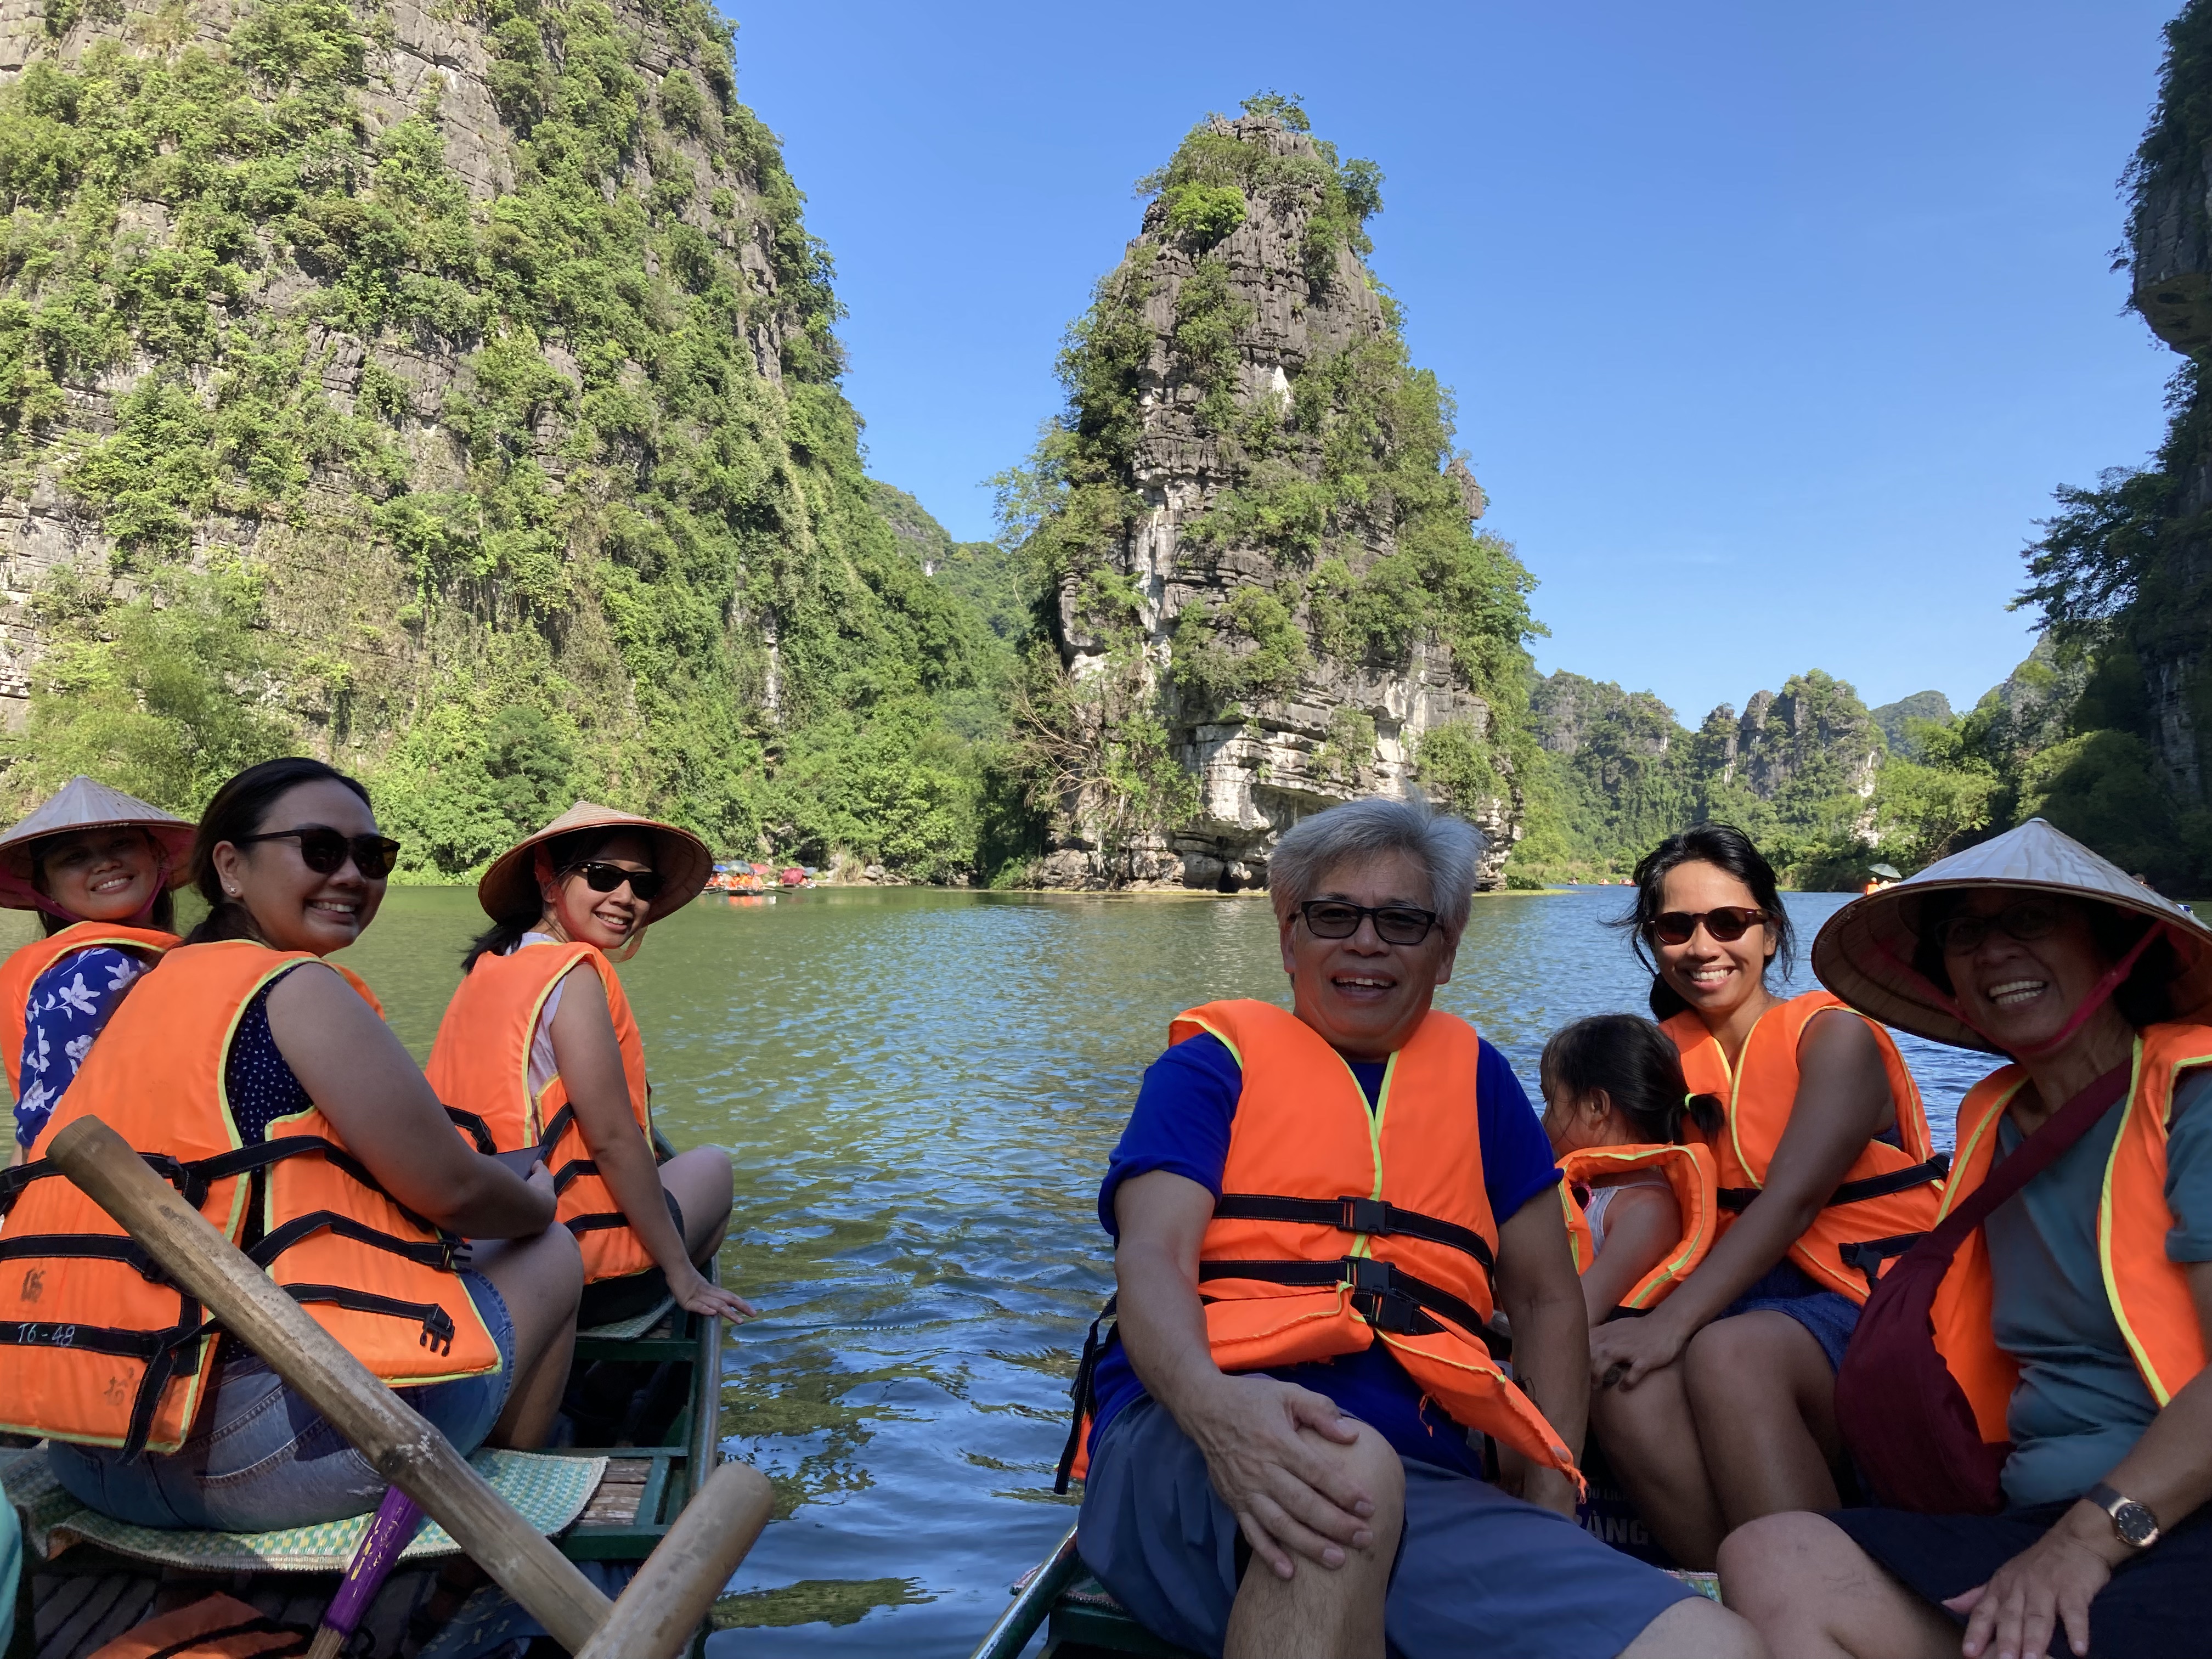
[
  {"x1": 1002, "y1": 97, "x2": 1542, "y2": 868},
  {"x1": 0, "y1": 0, "x2": 1020, "y2": 881}
]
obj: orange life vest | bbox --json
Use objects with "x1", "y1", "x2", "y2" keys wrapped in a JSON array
[
  {"x1": 1929, "y1": 1026, "x2": 2212, "y2": 1446},
  {"x1": 1182, "y1": 999, "x2": 1576, "y2": 1474},
  {"x1": 1664, "y1": 990, "x2": 1944, "y2": 1301},
  {"x1": 0, "y1": 940, "x2": 501, "y2": 1455},
  {"x1": 0, "y1": 922, "x2": 179, "y2": 1098},
  {"x1": 424, "y1": 941, "x2": 655, "y2": 1282},
  {"x1": 1558, "y1": 1141, "x2": 1717, "y2": 1311}
]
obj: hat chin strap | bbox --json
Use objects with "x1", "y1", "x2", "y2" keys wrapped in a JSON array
[{"x1": 1874, "y1": 926, "x2": 2159, "y2": 1061}]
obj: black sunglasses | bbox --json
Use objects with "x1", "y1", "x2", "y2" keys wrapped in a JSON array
[
  {"x1": 566, "y1": 860, "x2": 664, "y2": 902},
  {"x1": 234, "y1": 826, "x2": 401, "y2": 881},
  {"x1": 1650, "y1": 906, "x2": 1767, "y2": 945},
  {"x1": 1298, "y1": 900, "x2": 1439, "y2": 946},
  {"x1": 1931, "y1": 899, "x2": 2061, "y2": 956}
]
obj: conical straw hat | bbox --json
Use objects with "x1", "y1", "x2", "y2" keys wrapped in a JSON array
[
  {"x1": 1812, "y1": 818, "x2": 2212, "y2": 1051},
  {"x1": 477, "y1": 802, "x2": 712, "y2": 929},
  {"x1": 0, "y1": 776, "x2": 194, "y2": 911}
]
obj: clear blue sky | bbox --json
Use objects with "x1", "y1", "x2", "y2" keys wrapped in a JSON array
[{"x1": 732, "y1": 1, "x2": 2181, "y2": 727}]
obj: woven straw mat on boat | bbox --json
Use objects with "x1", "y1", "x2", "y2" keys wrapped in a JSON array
[{"x1": 0, "y1": 1444, "x2": 605, "y2": 1572}]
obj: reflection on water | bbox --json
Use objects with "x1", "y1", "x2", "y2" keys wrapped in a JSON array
[{"x1": 20, "y1": 884, "x2": 1998, "y2": 1654}]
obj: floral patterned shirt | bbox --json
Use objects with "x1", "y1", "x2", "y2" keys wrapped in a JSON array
[{"x1": 13, "y1": 945, "x2": 146, "y2": 1149}]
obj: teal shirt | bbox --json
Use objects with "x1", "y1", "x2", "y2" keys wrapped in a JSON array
[{"x1": 1989, "y1": 1068, "x2": 2212, "y2": 1508}]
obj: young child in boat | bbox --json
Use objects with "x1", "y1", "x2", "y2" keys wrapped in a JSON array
[{"x1": 1539, "y1": 1013, "x2": 1720, "y2": 1328}]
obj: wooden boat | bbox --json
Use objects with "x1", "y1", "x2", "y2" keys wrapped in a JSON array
[
  {"x1": 970, "y1": 1442, "x2": 1719, "y2": 1658},
  {"x1": 3, "y1": 1124, "x2": 758, "y2": 1659}
]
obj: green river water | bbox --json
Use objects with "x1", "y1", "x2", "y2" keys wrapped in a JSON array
[{"x1": 14, "y1": 885, "x2": 1999, "y2": 1654}]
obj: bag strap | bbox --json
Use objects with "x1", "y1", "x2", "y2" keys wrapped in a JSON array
[{"x1": 1931, "y1": 1061, "x2": 2132, "y2": 1248}]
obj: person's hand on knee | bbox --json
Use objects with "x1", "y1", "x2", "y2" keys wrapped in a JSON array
[{"x1": 1183, "y1": 1375, "x2": 1388, "y2": 1582}]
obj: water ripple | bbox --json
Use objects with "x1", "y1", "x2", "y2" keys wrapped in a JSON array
[{"x1": 338, "y1": 883, "x2": 1991, "y2": 1655}]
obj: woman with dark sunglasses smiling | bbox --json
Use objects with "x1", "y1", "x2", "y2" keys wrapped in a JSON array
[
  {"x1": 1585, "y1": 823, "x2": 1942, "y2": 1571},
  {"x1": 0, "y1": 758, "x2": 583, "y2": 1532},
  {"x1": 427, "y1": 803, "x2": 751, "y2": 1329}
]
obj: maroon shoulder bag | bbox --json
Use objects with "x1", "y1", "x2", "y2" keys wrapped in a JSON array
[{"x1": 1835, "y1": 1063, "x2": 2130, "y2": 1514}]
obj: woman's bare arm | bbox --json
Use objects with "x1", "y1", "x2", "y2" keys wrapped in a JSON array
[{"x1": 267, "y1": 964, "x2": 555, "y2": 1238}]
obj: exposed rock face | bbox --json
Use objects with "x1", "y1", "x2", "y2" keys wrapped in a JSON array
[
  {"x1": 1031, "y1": 110, "x2": 1534, "y2": 893},
  {"x1": 0, "y1": 0, "x2": 989, "y2": 879},
  {"x1": 2125, "y1": 22, "x2": 2212, "y2": 813},
  {"x1": 1711, "y1": 681, "x2": 1884, "y2": 803}
]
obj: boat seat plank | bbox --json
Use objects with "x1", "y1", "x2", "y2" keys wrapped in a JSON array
[
  {"x1": 577, "y1": 1459, "x2": 654, "y2": 1528},
  {"x1": 36, "y1": 1572, "x2": 138, "y2": 1658},
  {"x1": 31, "y1": 1572, "x2": 100, "y2": 1646},
  {"x1": 68, "y1": 1577, "x2": 156, "y2": 1655}
]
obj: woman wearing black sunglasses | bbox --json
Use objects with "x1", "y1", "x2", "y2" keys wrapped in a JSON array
[
  {"x1": 427, "y1": 803, "x2": 750, "y2": 1329},
  {"x1": 0, "y1": 758, "x2": 583, "y2": 1531},
  {"x1": 1585, "y1": 823, "x2": 1942, "y2": 1571}
]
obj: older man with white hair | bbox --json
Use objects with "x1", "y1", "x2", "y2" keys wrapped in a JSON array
[{"x1": 1065, "y1": 797, "x2": 1765, "y2": 1659}]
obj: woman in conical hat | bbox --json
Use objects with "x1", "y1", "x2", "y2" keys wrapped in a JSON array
[
  {"x1": 0, "y1": 776, "x2": 193, "y2": 1160},
  {"x1": 1722, "y1": 819, "x2": 2212, "y2": 1659},
  {"x1": 426, "y1": 803, "x2": 752, "y2": 1327}
]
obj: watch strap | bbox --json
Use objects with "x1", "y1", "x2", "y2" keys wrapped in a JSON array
[{"x1": 2086, "y1": 1482, "x2": 2161, "y2": 1547}]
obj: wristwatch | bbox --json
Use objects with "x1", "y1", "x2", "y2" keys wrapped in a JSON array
[{"x1": 2085, "y1": 1482, "x2": 2161, "y2": 1549}]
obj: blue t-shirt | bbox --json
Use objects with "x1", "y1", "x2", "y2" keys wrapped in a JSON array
[
  {"x1": 1089, "y1": 1028, "x2": 1560, "y2": 1477},
  {"x1": 1990, "y1": 1067, "x2": 2212, "y2": 1506},
  {"x1": 13, "y1": 946, "x2": 147, "y2": 1148}
]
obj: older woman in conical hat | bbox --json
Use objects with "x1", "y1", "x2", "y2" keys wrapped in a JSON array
[
  {"x1": 1722, "y1": 820, "x2": 2212, "y2": 1659},
  {"x1": 0, "y1": 777, "x2": 193, "y2": 1160},
  {"x1": 425, "y1": 803, "x2": 751, "y2": 1326}
]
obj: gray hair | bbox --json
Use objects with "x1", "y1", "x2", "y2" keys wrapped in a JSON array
[{"x1": 1268, "y1": 797, "x2": 1485, "y2": 933}]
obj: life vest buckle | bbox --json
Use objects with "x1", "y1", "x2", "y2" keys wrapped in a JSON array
[
  {"x1": 419, "y1": 1305, "x2": 456, "y2": 1356},
  {"x1": 1343, "y1": 1256, "x2": 1421, "y2": 1334},
  {"x1": 1338, "y1": 1197, "x2": 1389, "y2": 1235}
]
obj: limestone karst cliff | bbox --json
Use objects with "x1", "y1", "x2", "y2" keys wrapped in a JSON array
[
  {"x1": 0, "y1": 0, "x2": 1007, "y2": 878},
  {"x1": 1009, "y1": 97, "x2": 1540, "y2": 893},
  {"x1": 1517, "y1": 669, "x2": 1886, "y2": 879}
]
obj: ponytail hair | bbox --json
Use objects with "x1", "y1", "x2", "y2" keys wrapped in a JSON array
[
  {"x1": 186, "y1": 758, "x2": 371, "y2": 946},
  {"x1": 461, "y1": 826, "x2": 623, "y2": 972},
  {"x1": 1539, "y1": 1013, "x2": 1722, "y2": 1144},
  {"x1": 1613, "y1": 822, "x2": 1793, "y2": 1020}
]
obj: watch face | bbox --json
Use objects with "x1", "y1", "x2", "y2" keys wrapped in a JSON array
[{"x1": 2114, "y1": 1500, "x2": 2160, "y2": 1547}]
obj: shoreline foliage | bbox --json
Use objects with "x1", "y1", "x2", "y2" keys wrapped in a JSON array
[{"x1": 0, "y1": 0, "x2": 1023, "y2": 882}]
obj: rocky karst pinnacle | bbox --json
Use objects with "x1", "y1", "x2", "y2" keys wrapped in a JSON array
[{"x1": 1030, "y1": 106, "x2": 1537, "y2": 893}]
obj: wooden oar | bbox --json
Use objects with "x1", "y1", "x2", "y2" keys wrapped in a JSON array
[
  {"x1": 306, "y1": 1485, "x2": 425, "y2": 1659},
  {"x1": 49, "y1": 1115, "x2": 775, "y2": 1658}
]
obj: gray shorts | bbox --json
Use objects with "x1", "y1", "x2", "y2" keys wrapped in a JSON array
[{"x1": 1077, "y1": 1397, "x2": 1695, "y2": 1659}]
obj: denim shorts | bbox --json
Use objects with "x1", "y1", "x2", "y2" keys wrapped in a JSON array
[
  {"x1": 1077, "y1": 1396, "x2": 1695, "y2": 1659},
  {"x1": 48, "y1": 1271, "x2": 517, "y2": 1532}
]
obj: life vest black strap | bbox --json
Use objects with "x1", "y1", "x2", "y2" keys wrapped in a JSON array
[
  {"x1": 279, "y1": 1283, "x2": 458, "y2": 1355},
  {"x1": 1837, "y1": 1231, "x2": 1928, "y2": 1290},
  {"x1": 0, "y1": 1232, "x2": 167, "y2": 1282},
  {"x1": 1199, "y1": 1256, "x2": 1511, "y2": 1362},
  {"x1": 444, "y1": 1106, "x2": 496, "y2": 1155},
  {"x1": 143, "y1": 1616, "x2": 313, "y2": 1659},
  {"x1": 563, "y1": 1212, "x2": 628, "y2": 1235},
  {"x1": 1056, "y1": 1292, "x2": 1118, "y2": 1496},
  {"x1": 537, "y1": 1104, "x2": 577, "y2": 1164},
  {"x1": 0, "y1": 1300, "x2": 211, "y2": 1458},
  {"x1": 549, "y1": 1159, "x2": 597, "y2": 1197},
  {"x1": 248, "y1": 1210, "x2": 467, "y2": 1276},
  {"x1": 1717, "y1": 1153, "x2": 1951, "y2": 1215},
  {"x1": 1212, "y1": 1193, "x2": 1498, "y2": 1285}
]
